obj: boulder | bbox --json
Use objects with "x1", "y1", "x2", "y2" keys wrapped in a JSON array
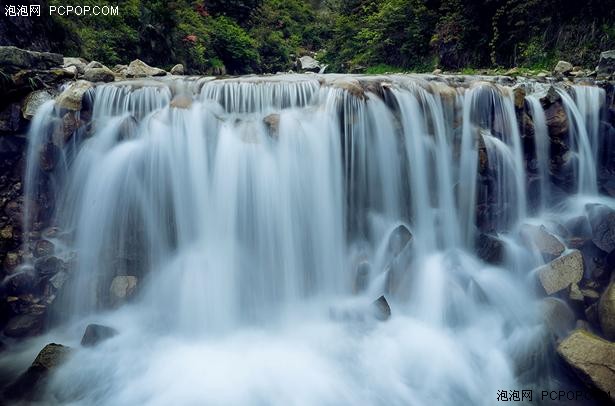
[
  {"x1": 475, "y1": 233, "x2": 505, "y2": 264},
  {"x1": 81, "y1": 324, "x2": 118, "y2": 347},
  {"x1": 432, "y1": 68, "x2": 442, "y2": 75},
  {"x1": 372, "y1": 295, "x2": 391, "y2": 321},
  {"x1": 22, "y1": 90, "x2": 55, "y2": 120},
  {"x1": 83, "y1": 66, "x2": 115, "y2": 83},
  {"x1": 33, "y1": 239, "x2": 55, "y2": 257},
  {"x1": 55, "y1": 80, "x2": 93, "y2": 111},
  {"x1": 170, "y1": 95, "x2": 192, "y2": 109},
  {"x1": 35, "y1": 256, "x2": 65, "y2": 277},
  {"x1": 540, "y1": 88, "x2": 568, "y2": 138},
  {"x1": 113, "y1": 64, "x2": 128, "y2": 74},
  {"x1": 520, "y1": 224, "x2": 565, "y2": 259},
  {"x1": 85, "y1": 61, "x2": 104, "y2": 69},
  {"x1": 170, "y1": 64, "x2": 185, "y2": 75},
  {"x1": 4, "y1": 313, "x2": 44, "y2": 338},
  {"x1": 297, "y1": 55, "x2": 321, "y2": 72},
  {"x1": 110, "y1": 275, "x2": 138, "y2": 304},
  {"x1": 536, "y1": 250, "x2": 584, "y2": 295},
  {"x1": 263, "y1": 113, "x2": 280, "y2": 139},
  {"x1": 596, "y1": 50, "x2": 615, "y2": 78},
  {"x1": 0, "y1": 46, "x2": 63, "y2": 73},
  {"x1": 329, "y1": 77, "x2": 366, "y2": 99},
  {"x1": 62, "y1": 57, "x2": 87, "y2": 74},
  {"x1": 385, "y1": 224, "x2": 413, "y2": 259},
  {"x1": 554, "y1": 60, "x2": 573, "y2": 75},
  {"x1": 587, "y1": 204, "x2": 615, "y2": 253},
  {"x1": 557, "y1": 330, "x2": 615, "y2": 402},
  {"x1": 599, "y1": 282, "x2": 615, "y2": 340},
  {"x1": 125, "y1": 59, "x2": 167, "y2": 78},
  {"x1": 4, "y1": 343, "x2": 71, "y2": 400},
  {"x1": 541, "y1": 297, "x2": 575, "y2": 339}
]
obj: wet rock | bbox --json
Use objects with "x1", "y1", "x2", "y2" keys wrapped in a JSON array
[
  {"x1": 39, "y1": 142, "x2": 61, "y2": 171},
  {"x1": 49, "y1": 271, "x2": 69, "y2": 290},
  {"x1": 81, "y1": 324, "x2": 118, "y2": 347},
  {"x1": 3, "y1": 251, "x2": 22, "y2": 273},
  {"x1": 113, "y1": 64, "x2": 128, "y2": 74},
  {"x1": 0, "y1": 102, "x2": 23, "y2": 132},
  {"x1": 540, "y1": 88, "x2": 568, "y2": 139},
  {"x1": 520, "y1": 224, "x2": 565, "y2": 260},
  {"x1": 385, "y1": 224, "x2": 413, "y2": 259},
  {"x1": 296, "y1": 55, "x2": 321, "y2": 72},
  {"x1": 599, "y1": 282, "x2": 615, "y2": 340},
  {"x1": 33, "y1": 239, "x2": 55, "y2": 258},
  {"x1": 21, "y1": 90, "x2": 55, "y2": 120},
  {"x1": 263, "y1": 113, "x2": 280, "y2": 139},
  {"x1": 110, "y1": 275, "x2": 138, "y2": 305},
  {"x1": 554, "y1": 60, "x2": 573, "y2": 75},
  {"x1": 4, "y1": 270, "x2": 36, "y2": 295},
  {"x1": 597, "y1": 50, "x2": 615, "y2": 79},
  {"x1": 586, "y1": 204, "x2": 615, "y2": 253},
  {"x1": 0, "y1": 46, "x2": 63, "y2": 73},
  {"x1": 475, "y1": 233, "x2": 505, "y2": 264},
  {"x1": 329, "y1": 77, "x2": 366, "y2": 99},
  {"x1": 4, "y1": 343, "x2": 71, "y2": 400},
  {"x1": 513, "y1": 86, "x2": 525, "y2": 110},
  {"x1": 536, "y1": 250, "x2": 584, "y2": 295},
  {"x1": 541, "y1": 297, "x2": 575, "y2": 339},
  {"x1": 125, "y1": 59, "x2": 167, "y2": 78},
  {"x1": 353, "y1": 260, "x2": 370, "y2": 294},
  {"x1": 55, "y1": 80, "x2": 93, "y2": 111},
  {"x1": 170, "y1": 95, "x2": 192, "y2": 109},
  {"x1": 565, "y1": 215, "x2": 592, "y2": 240},
  {"x1": 62, "y1": 57, "x2": 87, "y2": 74},
  {"x1": 4, "y1": 313, "x2": 44, "y2": 337},
  {"x1": 170, "y1": 64, "x2": 185, "y2": 75},
  {"x1": 35, "y1": 256, "x2": 65, "y2": 277},
  {"x1": 432, "y1": 68, "x2": 442, "y2": 74},
  {"x1": 372, "y1": 295, "x2": 391, "y2": 321},
  {"x1": 557, "y1": 330, "x2": 615, "y2": 402},
  {"x1": 83, "y1": 66, "x2": 115, "y2": 83}
]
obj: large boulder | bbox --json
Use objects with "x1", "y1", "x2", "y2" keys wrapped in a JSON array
[
  {"x1": 475, "y1": 233, "x2": 505, "y2": 264},
  {"x1": 4, "y1": 343, "x2": 71, "y2": 400},
  {"x1": 384, "y1": 224, "x2": 413, "y2": 259},
  {"x1": 554, "y1": 60, "x2": 573, "y2": 75},
  {"x1": 536, "y1": 250, "x2": 584, "y2": 295},
  {"x1": 55, "y1": 80, "x2": 93, "y2": 111},
  {"x1": 83, "y1": 66, "x2": 115, "y2": 83},
  {"x1": 296, "y1": 55, "x2": 321, "y2": 73},
  {"x1": 125, "y1": 59, "x2": 167, "y2": 78},
  {"x1": 599, "y1": 282, "x2": 615, "y2": 340},
  {"x1": 62, "y1": 57, "x2": 87, "y2": 74},
  {"x1": 596, "y1": 50, "x2": 615, "y2": 79},
  {"x1": 0, "y1": 46, "x2": 63, "y2": 73},
  {"x1": 557, "y1": 330, "x2": 615, "y2": 402},
  {"x1": 520, "y1": 224, "x2": 565, "y2": 259},
  {"x1": 110, "y1": 275, "x2": 138, "y2": 305},
  {"x1": 81, "y1": 324, "x2": 118, "y2": 347},
  {"x1": 587, "y1": 204, "x2": 615, "y2": 253},
  {"x1": 170, "y1": 63, "x2": 185, "y2": 75},
  {"x1": 540, "y1": 87, "x2": 569, "y2": 138},
  {"x1": 21, "y1": 89, "x2": 55, "y2": 120}
]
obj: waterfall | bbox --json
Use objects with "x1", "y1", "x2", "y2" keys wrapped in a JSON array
[{"x1": 14, "y1": 74, "x2": 611, "y2": 405}]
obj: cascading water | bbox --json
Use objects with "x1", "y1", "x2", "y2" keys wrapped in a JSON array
[{"x1": 4, "y1": 74, "x2": 613, "y2": 405}]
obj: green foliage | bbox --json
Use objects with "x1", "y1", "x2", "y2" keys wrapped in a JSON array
[{"x1": 209, "y1": 16, "x2": 260, "y2": 74}]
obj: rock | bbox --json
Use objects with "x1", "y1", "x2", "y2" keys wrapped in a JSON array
[
  {"x1": 81, "y1": 324, "x2": 118, "y2": 347},
  {"x1": 540, "y1": 88, "x2": 568, "y2": 138},
  {"x1": 329, "y1": 77, "x2": 365, "y2": 99},
  {"x1": 432, "y1": 68, "x2": 442, "y2": 74},
  {"x1": 599, "y1": 282, "x2": 615, "y2": 340},
  {"x1": 33, "y1": 239, "x2": 55, "y2": 257},
  {"x1": 4, "y1": 343, "x2": 71, "y2": 400},
  {"x1": 520, "y1": 224, "x2": 565, "y2": 259},
  {"x1": 557, "y1": 330, "x2": 615, "y2": 402},
  {"x1": 39, "y1": 142, "x2": 61, "y2": 171},
  {"x1": 170, "y1": 64, "x2": 185, "y2": 75},
  {"x1": 55, "y1": 80, "x2": 93, "y2": 111},
  {"x1": 35, "y1": 256, "x2": 65, "y2": 277},
  {"x1": 554, "y1": 60, "x2": 573, "y2": 75},
  {"x1": 49, "y1": 271, "x2": 69, "y2": 290},
  {"x1": 597, "y1": 50, "x2": 615, "y2": 78},
  {"x1": 85, "y1": 61, "x2": 104, "y2": 69},
  {"x1": 505, "y1": 67, "x2": 519, "y2": 76},
  {"x1": 475, "y1": 233, "x2": 505, "y2": 264},
  {"x1": 541, "y1": 297, "x2": 575, "y2": 339},
  {"x1": 110, "y1": 275, "x2": 138, "y2": 304},
  {"x1": 513, "y1": 86, "x2": 525, "y2": 109},
  {"x1": 4, "y1": 313, "x2": 44, "y2": 338},
  {"x1": 113, "y1": 64, "x2": 128, "y2": 74},
  {"x1": 372, "y1": 295, "x2": 391, "y2": 321},
  {"x1": 536, "y1": 250, "x2": 584, "y2": 295},
  {"x1": 22, "y1": 90, "x2": 55, "y2": 120},
  {"x1": 125, "y1": 59, "x2": 167, "y2": 77},
  {"x1": 83, "y1": 66, "x2": 115, "y2": 83},
  {"x1": 353, "y1": 260, "x2": 370, "y2": 294},
  {"x1": 0, "y1": 103, "x2": 23, "y2": 132},
  {"x1": 587, "y1": 204, "x2": 615, "y2": 253},
  {"x1": 170, "y1": 95, "x2": 192, "y2": 109},
  {"x1": 263, "y1": 113, "x2": 280, "y2": 139},
  {"x1": 0, "y1": 46, "x2": 63, "y2": 73},
  {"x1": 297, "y1": 55, "x2": 321, "y2": 72},
  {"x1": 385, "y1": 224, "x2": 413, "y2": 259},
  {"x1": 4, "y1": 270, "x2": 36, "y2": 295},
  {"x1": 62, "y1": 65, "x2": 78, "y2": 77},
  {"x1": 62, "y1": 57, "x2": 87, "y2": 74}
]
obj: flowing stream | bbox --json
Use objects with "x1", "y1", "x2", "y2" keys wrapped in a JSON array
[{"x1": 4, "y1": 74, "x2": 611, "y2": 405}]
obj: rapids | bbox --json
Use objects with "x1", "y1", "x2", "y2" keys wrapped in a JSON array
[{"x1": 3, "y1": 74, "x2": 612, "y2": 405}]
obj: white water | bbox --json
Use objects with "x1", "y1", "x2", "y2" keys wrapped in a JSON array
[{"x1": 6, "y1": 75, "x2": 611, "y2": 405}]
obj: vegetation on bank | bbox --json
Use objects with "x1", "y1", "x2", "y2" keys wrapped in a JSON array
[{"x1": 15, "y1": 0, "x2": 615, "y2": 74}]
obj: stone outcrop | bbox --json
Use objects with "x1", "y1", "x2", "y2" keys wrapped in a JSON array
[
  {"x1": 170, "y1": 64, "x2": 185, "y2": 75},
  {"x1": 55, "y1": 80, "x2": 93, "y2": 111},
  {"x1": 597, "y1": 50, "x2": 615, "y2": 79},
  {"x1": 536, "y1": 250, "x2": 584, "y2": 295},
  {"x1": 125, "y1": 59, "x2": 167, "y2": 78},
  {"x1": 0, "y1": 46, "x2": 62, "y2": 73},
  {"x1": 554, "y1": 60, "x2": 573, "y2": 75}
]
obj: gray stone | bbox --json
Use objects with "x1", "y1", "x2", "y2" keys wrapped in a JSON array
[
  {"x1": 557, "y1": 330, "x2": 615, "y2": 402},
  {"x1": 372, "y1": 295, "x2": 391, "y2": 321},
  {"x1": 62, "y1": 57, "x2": 87, "y2": 74},
  {"x1": 125, "y1": 59, "x2": 167, "y2": 77},
  {"x1": 587, "y1": 204, "x2": 615, "y2": 253},
  {"x1": 83, "y1": 66, "x2": 115, "y2": 83},
  {"x1": 81, "y1": 324, "x2": 118, "y2": 347},
  {"x1": 554, "y1": 60, "x2": 573, "y2": 75},
  {"x1": 4, "y1": 313, "x2": 44, "y2": 338},
  {"x1": 110, "y1": 275, "x2": 138, "y2": 304},
  {"x1": 170, "y1": 64, "x2": 185, "y2": 75},
  {"x1": 297, "y1": 55, "x2": 321, "y2": 72},
  {"x1": 597, "y1": 50, "x2": 615, "y2": 78},
  {"x1": 55, "y1": 80, "x2": 93, "y2": 111},
  {"x1": 536, "y1": 250, "x2": 584, "y2": 295},
  {"x1": 541, "y1": 297, "x2": 575, "y2": 339},
  {"x1": 520, "y1": 224, "x2": 565, "y2": 259},
  {"x1": 85, "y1": 61, "x2": 104, "y2": 69},
  {"x1": 0, "y1": 46, "x2": 62, "y2": 73},
  {"x1": 263, "y1": 113, "x2": 280, "y2": 139},
  {"x1": 22, "y1": 90, "x2": 55, "y2": 120},
  {"x1": 599, "y1": 282, "x2": 615, "y2": 340}
]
